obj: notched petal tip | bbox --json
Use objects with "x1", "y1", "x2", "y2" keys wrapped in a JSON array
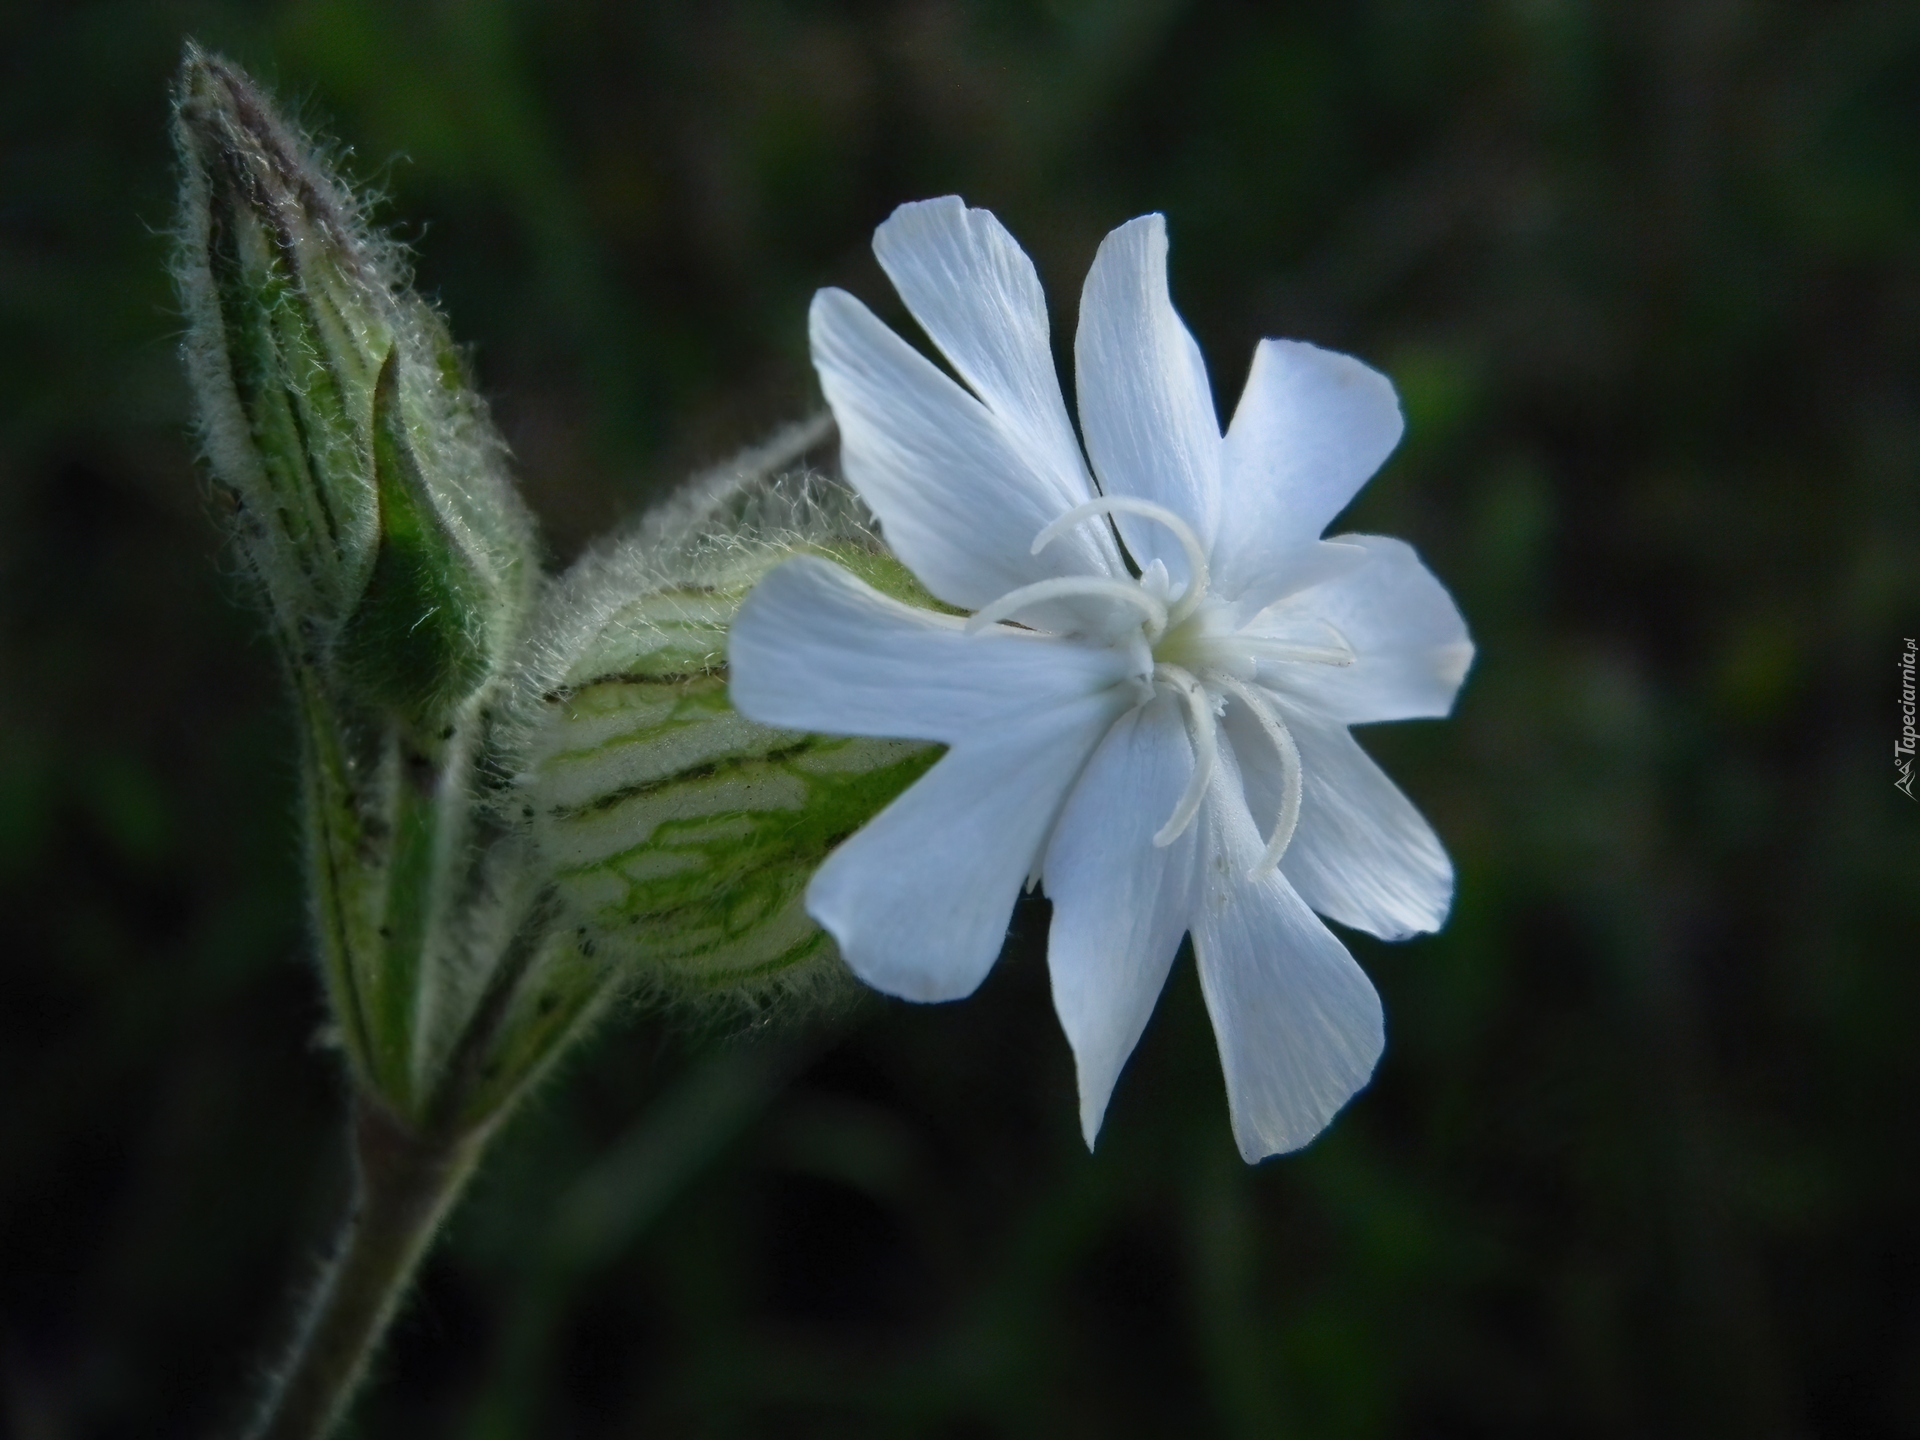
[
  {"x1": 1434, "y1": 641, "x2": 1476, "y2": 708},
  {"x1": 1211, "y1": 341, "x2": 1407, "y2": 594},
  {"x1": 1192, "y1": 754, "x2": 1387, "y2": 1164},
  {"x1": 1257, "y1": 534, "x2": 1474, "y2": 725},
  {"x1": 1102, "y1": 210, "x2": 1169, "y2": 253},
  {"x1": 805, "y1": 285, "x2": 862, "y2": 344},
  {"x1": 874, "y1": 194, "x2": 970, "y2": 244},
  {"x1": 1227, "y1": 976, "x2": 1385, "y2": 1164}
]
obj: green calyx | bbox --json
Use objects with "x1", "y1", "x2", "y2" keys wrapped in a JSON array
[
  {"x1": 333, "y1": 348, "x2": 496, "y2": 738},
  {"x1": 174, "y1": 46, "x2": 387, "y2": 635},
  {"x1": 173, "y1": 45, "x2": 531, "y2": 722},
  {"x1": 529, "y1": 583, "x2": 938, "y2": 1003},
  {"x1": 169, "y1": 59, "x2": 966, "y2": 1440},
  {"x1": 174, "y1": 52, "x2": 930, "y2": 1145},
  {"x1": 509, "y1": 486, "x2": 942, "y2": 1035}
]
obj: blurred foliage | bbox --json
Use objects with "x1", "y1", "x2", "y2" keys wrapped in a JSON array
[{"x1": 3, "y1": 0, "x2": 1919, "y2": 1436}]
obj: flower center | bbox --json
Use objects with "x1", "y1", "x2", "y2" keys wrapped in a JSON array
[{"x1": 968, "y1": 496, "x2": 1352, "y2": 877}]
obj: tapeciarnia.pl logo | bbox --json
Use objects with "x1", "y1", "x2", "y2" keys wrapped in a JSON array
[{"x1": 1899, "y1": 638, "x2": 1917, "y2": 801}]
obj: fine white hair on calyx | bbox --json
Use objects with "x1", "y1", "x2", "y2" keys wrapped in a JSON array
[
  {"x1": 171, "y1": 48, "x2": 535, "y2": 646},
  {"x1": 636, "y1": 410, "x2": 842, "y2": 566},
  {"x1": 491, "y1": 412, "x2": 868, "y2": 784}
]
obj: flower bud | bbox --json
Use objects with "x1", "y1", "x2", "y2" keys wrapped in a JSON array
[
  {"x1": 173, "y1": 47, "x2": 385, "y2": 634},
  {"x1": 173, "y1": 49, "x2": 542, "y2": 1126},
  {"x1": 173, "y1": 46, "x2": 531, "y2": 731},
  {"x1": 330, "y1": 348, "x2": 497, "y2": 734}
]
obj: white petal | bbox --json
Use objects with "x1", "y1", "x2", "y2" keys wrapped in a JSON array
[
  {"x1": 1211, "y1": 340, "x2": 1404, "y2": 600},
  {"x1": 1236, "y1": 708, "x2": 1453, "y2": 940},
  {"x1": 808, "y1": 688, "x2": 1129, "y2": 1003},
  {"x1": 1191, "y1": 741, "x2": 1384, "y2": 1162},
  {"x1": 1041, "y1": 694, "x2": 1199, "y2": 1149},
  {"x1": 873, "y1": 198, "x2": 1097, "y2": 526},
  {"x1": 1250, "y1": 534, "x2": 1473, "y2": 724},
  {"x1": 729, "y1": 556, "x2": 1136, "y2": 744},
  {"x1": 1074, "y1": 214, "x2": 1221, "y2": 590},
  {"x1": 811, "y1": 289, "x2": 1115, "y2": 622},
  {"x1": 1224, "y1": 539, "x2": 1371, "y2": 628}
]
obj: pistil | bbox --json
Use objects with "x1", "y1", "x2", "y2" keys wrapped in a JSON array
[{"x1": 964, "y1": 496, "x2": 1344, "y2": 870}]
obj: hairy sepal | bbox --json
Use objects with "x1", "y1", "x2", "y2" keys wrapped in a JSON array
[
  {"x1": 173, "y1": 48, "x2": 532, "y2": 697},
  {"x1": 174, "y1": 49, "x2": 539, "y2": 1127},
  {"x1": 511, "y1": 467, "x2": 942, "y2": 1020},
  {"x1": 177, "y1": 67, "x2": 922, "y2": 1132}
]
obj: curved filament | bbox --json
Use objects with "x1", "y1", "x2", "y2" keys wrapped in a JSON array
[
  {"x1": 1033, "y1": 496, "x2": 1211, "y2": 627},
  {"x1": 1241, "y1": 620, "x2": 1356, "y2": 669},
  {"x1": 1153, "y1": 664, "x2": 1218, "y2": 846},
  {"x1": 966, "y1": 575, "x2": 1168, "y2": 636},
  {"x1": 1217, "y1": 676, "x2": 1303, "y2": 876}
]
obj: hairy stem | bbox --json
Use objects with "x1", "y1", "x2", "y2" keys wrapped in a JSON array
[{"x1": 245, "y1": 1105, "x2": 487, "y2": 1440}]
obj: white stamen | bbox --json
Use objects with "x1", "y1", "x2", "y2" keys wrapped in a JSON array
[
  {"x1": 1033, "y1": 496, "x2": 1212, "y2": 627},
  {"x1": 1153, "y1": 664, "x2": 1218, "y2": 847},
  {"x1": 965, "y1": 575, "x2": 1168, "y2": 635},
  {"x1": 1217, "y1": 676, "x2": 1303, "y2": 877}
]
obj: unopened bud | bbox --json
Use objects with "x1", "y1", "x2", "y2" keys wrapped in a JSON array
[
  {"x1": 173, "y1": 47, "x2": 385, "y2": 633},
  {"x1": 332, "y1": 349, "x2": 494, "y2": 733},
  {"x1": 173, "y1": 47, "x2": 531, "y2": 729}
]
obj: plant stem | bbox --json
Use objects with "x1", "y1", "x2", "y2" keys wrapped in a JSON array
[{"x1": 246, "y1": 1104, "x2": 487, "y2": 1440}]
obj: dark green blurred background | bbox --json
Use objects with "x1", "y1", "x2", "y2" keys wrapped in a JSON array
[{"x1": 4, "y1": 1, "x2": 1919, "y2": 1435}]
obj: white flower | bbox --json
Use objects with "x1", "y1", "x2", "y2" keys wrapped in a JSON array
[{"x1": 729, "y1": 198, "x2": 1472, "y2": 1161}]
